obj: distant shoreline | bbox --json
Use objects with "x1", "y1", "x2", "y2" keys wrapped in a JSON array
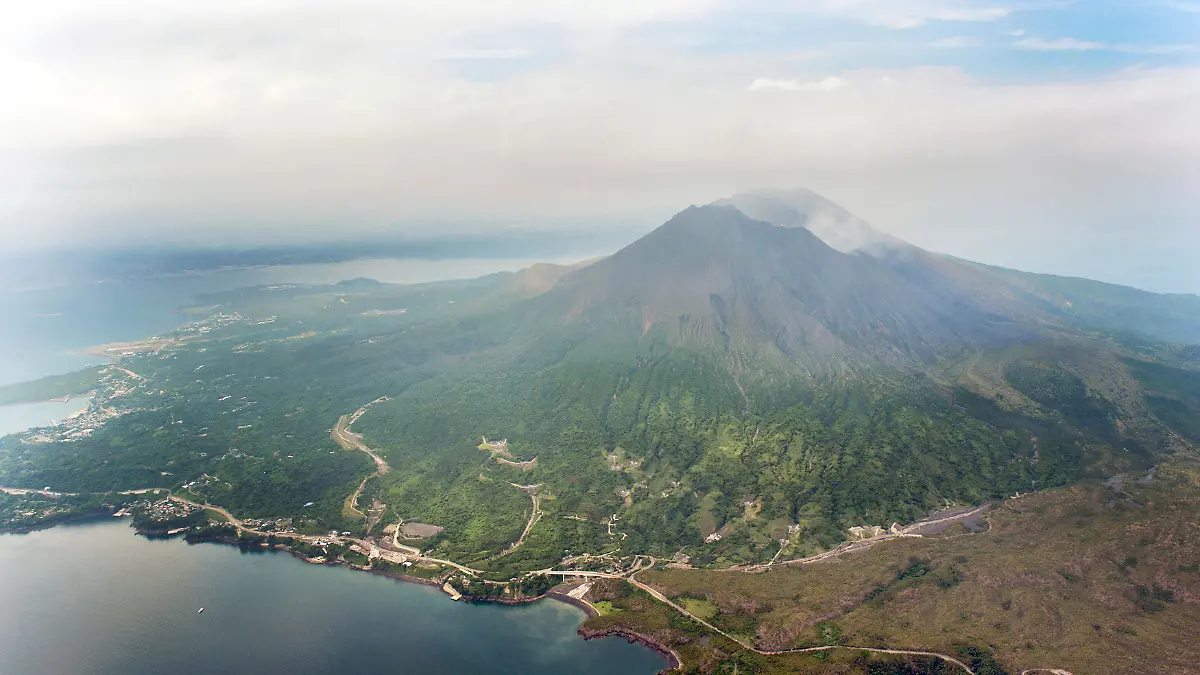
[
  {"x1": 0, "y1": 392, "x2": 95, "y2": 409},
  {"x1": 0, "y1": 509, "x2": 116, "y2": 536},
  {"x1": 76, "y1": 346, "x2": 120, "y2": 364},
  {"x1": 77, "y1": 341, "x2": 159, "y2": 363}
]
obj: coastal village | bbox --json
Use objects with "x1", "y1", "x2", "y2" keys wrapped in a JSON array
[
  {"x1": 0, "y1": 490, "x2": 80, "y2": 531},
  {"x1": 18, "y1": 313, "x2": 243, "y2": 446}
]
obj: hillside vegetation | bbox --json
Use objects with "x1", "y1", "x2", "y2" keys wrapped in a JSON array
[
  {"x1": 589, "y1": 461, "x2": 1200, "y2": 674},
  {"x1": 1, "y1": 195, "x2": 1197, "y2": 579}
]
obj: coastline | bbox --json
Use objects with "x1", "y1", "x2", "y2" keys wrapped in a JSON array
[
  {"x1": 0, "y1": 391, "x2": 94, "y2": 411},
  {"x1": 77, "y1": 341, "x2": 163, "y2": 363},
  {"x1": 0, "y1": 508, "x2": 117, "y2": 536},
  {"x1": 5, "y1": 515, "x2": 689, "y2": 671},
  {"x1": 76, "y1": 347, "x2": 119, "y2": 364},
  {"x1": 0, "y1": 389, "x2": 96, "y2": 403},
  {"x1": 545, "y1": 590, "x2": 600, "y2": 618},
  {"x1": 171, "y1": 527, "x2": 681, "y2": 670},
  {"x1": 364, "y1": 564, "x2": 445, "y2": 590},
  {"x1": 166, "y1": 527, "x2": 587, "y2": 604},
  {"x1": 578, "y1": 625, "x2": 682, "y2": 674}
]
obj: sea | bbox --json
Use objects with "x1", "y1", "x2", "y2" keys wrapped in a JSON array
[
  {"x1": 0, "y1": 519, "x2": 666, "y2": 675},
  {"x1": 0, "y1": 256, "x2": 666, "y2": 674}
]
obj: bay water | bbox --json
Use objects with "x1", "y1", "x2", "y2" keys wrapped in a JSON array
[
  {"x1": 0, "y1": 519, "x2": 666, "y2": 675},
  {"x1": 0, "y1": 256, "x2": 664, "y2": 674}
]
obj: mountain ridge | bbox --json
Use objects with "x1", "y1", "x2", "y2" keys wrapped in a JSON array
[
  {"x1": 535, "y1": 201, "x2": 1038, "y2": 371},
  {"x1": 3, "y1": 186, "x2": 1197, "y2": 590}
]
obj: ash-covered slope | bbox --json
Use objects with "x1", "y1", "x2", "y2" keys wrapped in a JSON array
[
  {"x1": 713, "y1": 188, "x2": 1200, "y2": 346},
  {"x1": 536, "y1": 204, "x2": 1033, "y2": 368}
]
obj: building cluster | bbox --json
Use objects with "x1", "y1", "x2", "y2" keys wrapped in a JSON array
[
  {"x1": 180, "y1": 474, "x2": 220, "y2": 493},
  {"x1": 19, "y1": 364, "x2": 148, "y2": 445},
  {"x1": 1, "y1": 503, "x2": 64, "y2": 529},
  {"x1": 240, "y1": 517, "x2": 295, "y2": 533},
  {"x1": 848, "y1": 524, "x2": 885, "y2": 540},
  {"x1": 21, "y1": 405, "x2": 130, "y2": 445},
  {"x1": 136, "y1": 499, "x2": 199, "y2": 523},
  {"x1": 177, "y1": 313, "x2": 242, "y2": 339}
]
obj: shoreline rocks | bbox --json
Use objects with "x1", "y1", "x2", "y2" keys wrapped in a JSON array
[{"x1": 578, "y1": 625, "x2": 682, "y2": 673}]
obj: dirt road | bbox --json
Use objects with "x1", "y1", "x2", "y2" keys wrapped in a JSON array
[
  {"x1": 491, "y1": 484, "x2": 542, "y2": 558},
  {"x1": 332, "y1": 410, "x2": 391, "y2": 518}
]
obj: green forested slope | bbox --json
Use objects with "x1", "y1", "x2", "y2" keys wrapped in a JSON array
[{"x1": 1, "y1": 201, "x2": 1197, "y2": 573}]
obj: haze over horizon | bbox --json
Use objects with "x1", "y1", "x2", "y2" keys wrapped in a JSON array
[{"x1": 1, "y1": 1, "x2": 1198, "y2": 293}]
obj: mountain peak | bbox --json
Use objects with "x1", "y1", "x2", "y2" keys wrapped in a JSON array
[
  {"x1": 539, "y1": 200, "x2": 1017, "y2": 367},
  {"x1": 713, "y1": 188, "x2": 904, "y2": 255}
]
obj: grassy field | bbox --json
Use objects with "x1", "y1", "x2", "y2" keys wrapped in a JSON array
[{"x1": 587, "y1": 460, "x2": 1200, "y2": 674}]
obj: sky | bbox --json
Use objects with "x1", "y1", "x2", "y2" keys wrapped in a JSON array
[{"x1": 1, "y1": 0, "x2": 1198, "y2": 292}]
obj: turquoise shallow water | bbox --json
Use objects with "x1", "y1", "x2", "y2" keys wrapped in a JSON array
[{"x1": 0, "y1": 519, "x2": 666, "y2": 675}]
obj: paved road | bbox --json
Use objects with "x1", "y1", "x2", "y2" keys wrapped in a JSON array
[
  {"x1": 726, "y1": 503, "x2": 991, "y2": 573},
  {"x1": 899, "y1": 504, "x2": 991, "y2": 535},
  {"x1": 1, "y1": 487, "x2": 76, "y2": 497},
  {"x1": 3, "y1": 486, "x2": 160, "y2": 498}
]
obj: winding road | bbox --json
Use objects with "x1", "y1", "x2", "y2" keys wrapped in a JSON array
[
  {"x1": 490, "y1": 483, "x2": 542, "y2": 559},
  {"x1": 541, "y1": 570, "x2": 977, "y2": 673},
  {"x1": 332, "y1": 408, "x2": 391, "y2": 519}
]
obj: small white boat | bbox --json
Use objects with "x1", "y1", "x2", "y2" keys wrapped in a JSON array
[{"x1": 197, "y1": 608, "x2": 204, "y2": 614}]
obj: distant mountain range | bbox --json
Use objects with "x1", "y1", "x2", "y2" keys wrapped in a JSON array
[{"x1": 0, "y1": 228, "x2": 639, "y2": 290}]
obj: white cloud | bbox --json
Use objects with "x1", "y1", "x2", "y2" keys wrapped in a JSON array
[
  {"x1": 1014, "y1": 37, "x2": 1106, "y2": 51},
  {"x1": 437, "y1": 48, "x2": 531, "y2": 60},
  {"x1": 748, "y1": 76, "x2": 850, "y2": 91},
  {"x1": 1115, "y1": 43, "x2": 1198, "y2": 55},
  {"x1": 1007, "y1": 29, "x2": 1025, "y2": 37},
  {"x1": 0, "y1": 0, "x2": 1197, "y2": 293},
  {"x1": 1013, "y1": 36, "x2": 1197, "y2": 54},
  {"x1": 928, "y1": 36, "x2": 982, "y2": 49},
  {"x1": 929, "y1": 7, "x2": 1010, "y2": 22},
  {"x1": 851, "y1": 4, "x2": 1010, "y2": 29}
]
